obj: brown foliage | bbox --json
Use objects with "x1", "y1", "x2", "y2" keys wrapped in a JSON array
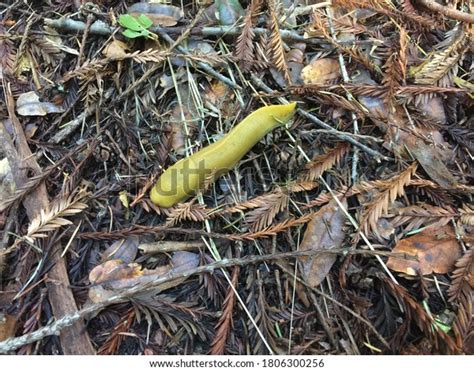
[{"x1": 360, "y1": 164, "x2": 417, "y2": 236}]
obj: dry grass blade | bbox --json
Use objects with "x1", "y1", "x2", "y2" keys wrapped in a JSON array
[
  {"x1": 360, "y1": 163, "x2": 417, "y2": 235},
  {"x1": 25, "y1": 191, "x2": 88, "y2": 242},
  {"x1": 305, "y1": 143, "x2": 349, "y2": 181}
]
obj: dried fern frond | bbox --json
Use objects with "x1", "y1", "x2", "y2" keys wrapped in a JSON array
[
  {"x1": 388, "y1": 203, "x2": 457, "y2": 232},
  {"x1": 385, "y1": 278, "x2": 459, "y2": 354},
  {"x1": 459, "y1": 204, "x2": 474, "y2": 226},
  {"x1": 448, "y1": 249, "x2": 473, "y2": 302},
  {"x1": 165, "y1": 202, "x2": 210, "y2": 226},
  {"x1": 65, "y1": 50, "x2": 225, "y2": 81},
  {"x1": 382, "y1": 28, "x2": 408, "y2": 103},
  {"x1": 360, "y1": 163, "x2": 417, "y2": 235},
  {"x1": 211, "y1": 265, "x2": 240, "y2": 354},
  {"x1": 310, "y1": 10, "x2": 380, "y2": 74},
  {"x1": 291, "y1": 84, "x2": 468, "y2": 100},
  {"x1": 25, "y1": 191, "x2": 88, "y2": 243},
  {"x1": 451, "y1": 290, "x2": 473, "y2": 354},
  {"x1": 245, "y1": 190, "x2": 289, "y2": 231},
  {"x1": 234, "y1": 0, "x2": 262, "y2": 69},
  {"x1": 234, "y1": 212, "x2": 316, "y2": 241},
  {"x1": 98, "y1": 308, "x2": 135, "y2": 355},
  {"x1": 267, "y1": 0, "x2": 291, "y2": 82},
  {"x1": 333, "y1": 0, "x2": 436, "y2": 28},
  {"x1": 0, "y1": 28, "x2": 16, "y2": 77},
  {"x1": 28, "y1": 35, "x2": 63, "y2": 67},
  {"x1": 448, "y1": 249, "x2": 473, "y2": 353},
  {"x1": 399, "y1": 0, "x2": 437, "y2": 27},
  {"x1": 413, "y1": 27, "x2": 469, "y2": 86},
  {"x1": 305, "y1": 143, "x2": 349, "y2": 181},
  {"x1": 225, "y1": 181, "x2": 317, "y2": 216}
]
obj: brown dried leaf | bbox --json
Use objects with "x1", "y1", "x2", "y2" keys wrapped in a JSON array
[
  {"x1": 300, "y1": 200, "x2": 347, "y2": 287},
  {"x1": 103, "y1": 39, "x2": 130, "y2": 59},
  {"x1": 0, "y1": 313, "x2": 16, "y2": 341},
  {"x1": 101, "y1": 236, "x2": 139, "y2": 264},
  {"x1": 128, "y1": 3, "x2": 184, "y2": 27},
  {"x1": 88, "y1": 251, "x2": 199, "y2": 303},
  {"x1": 301, "y1": 58, "x2": 341, "y2": 85},
  {"x1": 403, "y1": 133, "x2": 457, "y2": 188},
  {"x1": 0, "y1": 158, "x2": 15, "y2": 204},
  {"x1": 16, "y1": 91, "x2": 64, "y2": 117},
  {"x1": 387, "y1": 225, "x2": 462, "y2": 276}
]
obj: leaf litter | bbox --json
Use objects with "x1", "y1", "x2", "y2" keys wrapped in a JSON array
[{"x1": 0, "y1": 0, "x2": 473, "y2": 356}]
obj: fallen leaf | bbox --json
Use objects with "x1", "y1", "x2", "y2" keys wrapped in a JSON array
[
  {"x1": 103, "y1": 39, "x2": 129, "y2": 59},
  {"x1": 101, "y1": 236, "x2": 139, "y2": 264},
  {"x1": 215, "y1": 0, "x2": 245, "y2": 25},
  {"x1": 300, "y1": 58, "x2": 341, "y2": 85},
  {"x1": 0, "y1": 158, "x2": 15, "y2": 205},
  {"x1": 300, "y1": 200, "x2": 347, "y2": 287},
  {"x1": 16, "y1": 91, "x2": 64, "y2": 116},
  {"x1": 88, "y1": 252, "x2": 199, "y2": 303},
  {"x1": 387, "y1": 225, "x2": 462, "y2": 276},
  {"x1": 139, "y1": 240, "x2": 204, "y2": 253},
  {"x1": 128, "y1": 3, "x2": 184, "y2": 27},
  {"x1": 25, "y1": 123, "x2": 38, "y2": 139},
  {"x1": 0, "y1": 313, "x2": 16, "y2": 341},
  {"x1": 401, "y1": 131, "x2": 457, "y2": 188}
]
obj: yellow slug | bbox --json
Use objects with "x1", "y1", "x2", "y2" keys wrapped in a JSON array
[{"x1": 150, "y1": 102, "x2": 297, "y2": 207}]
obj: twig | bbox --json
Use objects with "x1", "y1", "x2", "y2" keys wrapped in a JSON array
[
  {"x1": 0, "y1": 248, "x2": 405, "y2": 353},
  {"x1": 417, "y1": 0, "x2": 474, "y2": 23},
  {"x1": 2, "y1": 83, "x2": 94, "y2": 354},
  {"x1": 154, "y1": 28, "x2": 241, "y2": 90},
  {"x1": 250, "y1": 74, "x2": 391, "y2": 162},
  {"x1": 325, "y1": 5, "x2": 361, "y2": 183},
  {"x1": 43, "y1": 17, "x2": 382, "y2": 46}
]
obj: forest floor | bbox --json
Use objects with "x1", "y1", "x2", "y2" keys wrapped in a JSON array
[{"x1": 0, "y1": 0, "x2": 472, "y2": 355}]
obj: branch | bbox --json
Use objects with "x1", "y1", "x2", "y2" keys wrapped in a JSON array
[
  {"x1": 417, "y1": 0, "x2": 474, "y2": 23},
  {"x1": 0, "y1": 248, "x2": 406, "y2": 353}
]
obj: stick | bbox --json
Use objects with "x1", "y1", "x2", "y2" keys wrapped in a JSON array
[{"x1": 0, "y1": 248, "x2": 404, "y2": 353}]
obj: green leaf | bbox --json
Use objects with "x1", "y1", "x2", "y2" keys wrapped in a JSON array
[
  {"x1": 137, "y1": 14, "x2": 153, "y2": 29},
  {"x1": 119, "y1": 14, "x2": 143, "y2": 32},
  {"x1": 122, "y1": 29, "x2": 145, "y2": 39}
]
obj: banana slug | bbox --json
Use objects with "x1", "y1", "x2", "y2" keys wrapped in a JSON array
[{"x1": 150, "y1": 102, "x2": 297, "y2": 208}]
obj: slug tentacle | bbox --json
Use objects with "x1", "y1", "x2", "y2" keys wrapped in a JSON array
[{"x1": 150, "y1": 102, "x2": 297, "y2": 207}]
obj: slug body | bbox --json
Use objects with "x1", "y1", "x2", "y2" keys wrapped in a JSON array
[{"x1": 151, "y1": 102, "x2": 297, "y2": 207}]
